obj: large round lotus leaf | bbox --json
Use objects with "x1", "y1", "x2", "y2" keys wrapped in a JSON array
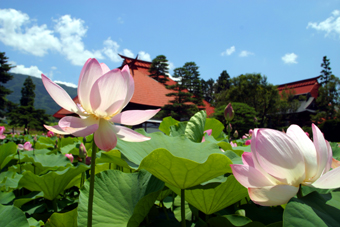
[
  {"x1": 168, "y1": 175, "x2": 247, "y2": 214},
  {"x1": 45, "y1": 208, "x2": 77, "y2": 227},
  {"x1": 139, "y1": 148, "x2": 232, "y2": 189},
  {"x1": 19, "y1": 164, "x2": 89, "y2": 200},
  {"x1": 284, "y1": 191, "x2": 340, "y2": 226},
  {"x1": 0, "y1": 142, "x2": 17, "y2": 169},
  {"x1": 116, "y1": 131, "x2": 227, "y2": 168},
  {"x1": 77, "y1": 169, "x2": 164, "y2": 227},
  {"x1": 96, "y1": 150, "x2": 133, "y2": 170},
  {"x1": 0, "y1": 204, "x2": 29, "y2": 227}
]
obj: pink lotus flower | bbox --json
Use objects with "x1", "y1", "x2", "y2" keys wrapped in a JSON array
[
  {"x1": 231, "y1": 124, "x2": 340, "y2": 206},
  {"x1": 65, "y1": 154, "x2": 74, "y2": 163},
  {"x1": 47, "y1": 131, "x2": 54, "y2": 137},
  {"x1": 41, "y1": 58, "x2": 160, "y2": 151},
  {"x1": 0, "y1": 126, "x2": 6, "y2": 139},
  {"x1": 242, "y1": 135, "x2": 247, "y2": 139},
  {"x1": 18, "y1": 142, "x2": 33, "y2": 151},
  {"x1": 245, "y1": 140, "x2": 251, "y2": 145},
  {"x1": 230, "y1": 141, "x2": 237, "y2": 147}
]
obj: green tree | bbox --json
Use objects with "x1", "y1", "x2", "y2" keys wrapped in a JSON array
[
  {"x1": 182, "y1": 62, "x2": 204, "y2": 107},
  {"x1": 20, "y1": 76, "x2": 35, "y2": 106},
  {"x1": 312, "y1": 56, "x2": 340, "y2": 123},
  {"x1": 8, "y1": 77, "x2": 49, "y2": 134},
  {"x1": 148, "y1": 55, "x2": 169, "y2": 84},
  {"x1": 216, "y1": 73, "x2": 280, "y2": 127},
  {"x1": 201, "y1": 78, "x2": 215, "y2": 103},
  {"x1": 161, "y1": 67, "x2": 198, "y2": 120},
  {"x1": 0, "y1": 52, "x2": 15, "y2": 117},
  {"x1": 214, "y1": 70, "x2": 230, "y2": 94}
]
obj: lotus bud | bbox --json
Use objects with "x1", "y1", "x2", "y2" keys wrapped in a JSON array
[
  {"x1": 245, "y1": 140, "x2": 251, "y2": 145},
  {"x1": 47, "y1": 131, "x2": 54, "y2": 137},
  {"x1": 227, "y1": 123, "x2": 232, "y2": 133},
  {"x1": 248, "y1": 129, "x2": 253, "y2": 137},
  {"x1": 79, "y1": 143, "x2": 87, "y2": 158},
  {"x1": 65, "y1": 154, "x2": 74, "y2": 163},
  {"x1": 85, "y1": 156, "x2": 92, "y2": 165},
  {"x1": 224, "y1": 103, "x2": 234, "y2": 122},
  {"x1": 233, "y1": 130, "x2": 238, "y2": 138}
]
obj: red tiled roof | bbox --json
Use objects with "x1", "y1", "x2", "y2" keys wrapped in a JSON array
[
  {"x1": 277, "y1": 76, "x2": 320, "y2": 99},
  {"x1": 53, "y1": 55, "x2": 215, "y2": 118}
]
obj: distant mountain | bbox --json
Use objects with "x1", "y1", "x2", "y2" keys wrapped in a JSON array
[{"x1": 5, "y1": 73, "x2": 77, "y2": 116}]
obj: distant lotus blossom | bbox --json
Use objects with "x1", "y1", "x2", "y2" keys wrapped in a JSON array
[
  {"x1": 42, "y1": 58, "x2": 159, "y2": 151},
  {"x1": 245, "y1": 140, "x2": 251, "y2": 145},
  {"x1": 305, "y1": 132, "x2": 310, "y2": 137},
  {"x1": 249, "y1": 129, "x2": 253, "y2": 136},
  {"x1": 231, "y1": 124, "x2": 340, "y2": 206},
  {"x1": 18, "y1": 142, "x2": 33, "y2": 151},
  {"x1": 65, "y1": 154, "x2": 74, "y2": 163},
  {"x1": 230, "y1": 141, "x2": 237, "y2": 147},
  {"x1": 47, "y1": 131, "x2": 54, "y2": 137},
  {"x1": 242, "y1": 135, "x2": 247, "y2": 139},
  {"x1": 0, "y1": 126, "x2": 6, "y2": 139}
]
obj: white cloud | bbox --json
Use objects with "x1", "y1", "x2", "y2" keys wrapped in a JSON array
[
  {"x1": 307, "y1": 10, "x2": 340, "y2": 37},
  {"x1": 54, "y1": 15, "x2": 104, "y2": 66},
  {"x1": 282, "y1": 53, "x2": 298, "y2": 64},
  {"x1": 221, "y1": 46, "x2": 235, "y2": 56},
  {"x1": 138, "y1": 51, "x2": 151, "y2": 61},
  {"x1": 168, "y1": 61, "x2": 175, "y2": 71},
  {"x1": 123, "y1": 49, "x2": 134, "y2": 58},
  {"x1": 239, "y1": 50, "x2": 254, "y2": 57},
  {"x1": 0, "y1": 8, "x2": 150, "y2": 66},
  {"x1": 0, "y1": 8, "x2": 61, "y2": 56},
  {"x1": 9, "y1": 61, "x2": 43, "y2": 78},
  {"x1": 54, "y1": 80, "x2": 77, "y2": 88},
  {"x1": 103, "y1": 37, "x2": 121, "y2": 62},
  {"x1": 51, "y1": 66, "x2": 57, "y2": 70}
]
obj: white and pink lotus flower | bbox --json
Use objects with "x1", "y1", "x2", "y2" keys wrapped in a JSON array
[
  {"x1": 231, "y1": 124, "x2": 340, "y2": 206},
  {"x1": 41, "y1": 58, "x2": 159, "y2": 151}
]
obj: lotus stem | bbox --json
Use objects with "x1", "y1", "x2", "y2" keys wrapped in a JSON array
[
  {"x1": 87, "y1": 138, "x2": 97, "y2": 227},
  {"x1": 181, "y1": 189, "x2": 186, "y2": 227},
  {"x1": 53, "y1": 198, "x2": 58, "y2": 213}
]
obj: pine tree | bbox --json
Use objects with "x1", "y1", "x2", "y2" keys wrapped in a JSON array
[
  {"x1": 148, "y1": 55, "x2": 169, "y2": 84},
  {"x1": 162, "y1": 67, "x2": 198, "y2": 120},
  {"x1": 0, "y1": 52, "x2": 15, "y2": 117},
  {"x1": 182, "y1": 62, "x2": 204, "y2": 107},
  {"x1": 8, "y1": 76, "x2": 49, "y2": 134},
  {"x1": 20, "y1": 76, "x2": 36, "y2": 106},
  {"x1": 319, "y1": 56, "x2": 332, "y2": 86},
  {"x1": 214, "y1": 70, "x2": 230, "y2": 94}
]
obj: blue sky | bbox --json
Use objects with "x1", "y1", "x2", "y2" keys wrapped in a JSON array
[{"x1": 0, "y1": 0, "x2": 339, "y2": 88}]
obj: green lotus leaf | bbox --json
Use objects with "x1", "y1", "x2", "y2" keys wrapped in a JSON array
[
  {"x1": 96, "y1": 150, "x2": 133, "y2": 170},
  {"x1": 35, "y1": 137, "x2": 55, "y2": 149},
  {"x1": 45, "y1": 208, "x2": 77, "y2": 227},
  {"x1": 159, "y1": 116, "x2": 180, "y2": 135},
  {"x1": 204, "y1": 117, "x2": 225, "y2": 140},
  {"x1": 13, "y1": 191, "x2": 44, "y2": 208},
  {"x1": 207, "y1": 215, "x2": 260, "y2": 227},
  {"x1": 0, "y1": 142, "x2": 17, "y2": 169},
  {"x1": 27, "y1": 217, "x2": 44, "y2": 227},
  {"x1": 284, "y1": 191, "x2": 340, "y2": 226},
  {"x1": 139, "y1": 148, "x2": 232, "y2": 189},
  {"x1": 0, "y1": 191, "x2": 15, "y2": 204},
  {"x1": 0, "y1": 171, "x2": 23, "y2": 190},
  {"x1": 116, "y1": 130, "x2": 227, "y2": 168},
  {"x1": 0, "y1": 204, "x2": 29, "y2": 227},
  {"x1": 60, "y1": 137, "x2": 80, "y2": 155},
  {"x1": 168, "y1": 175, "x2": 247, "y2": 214},
  {"x1": 77, "y1": 169, "x2": 164, "y2": 227},
  {"x1": 169, "y1": 122, "x2": 186, "y2": 137},
  {"x1": 19, "y1": 164, "x2": 89, "y2": 200},
  {"x1": 184, "y1": 110, "x2": 206, "y2": 142}
]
